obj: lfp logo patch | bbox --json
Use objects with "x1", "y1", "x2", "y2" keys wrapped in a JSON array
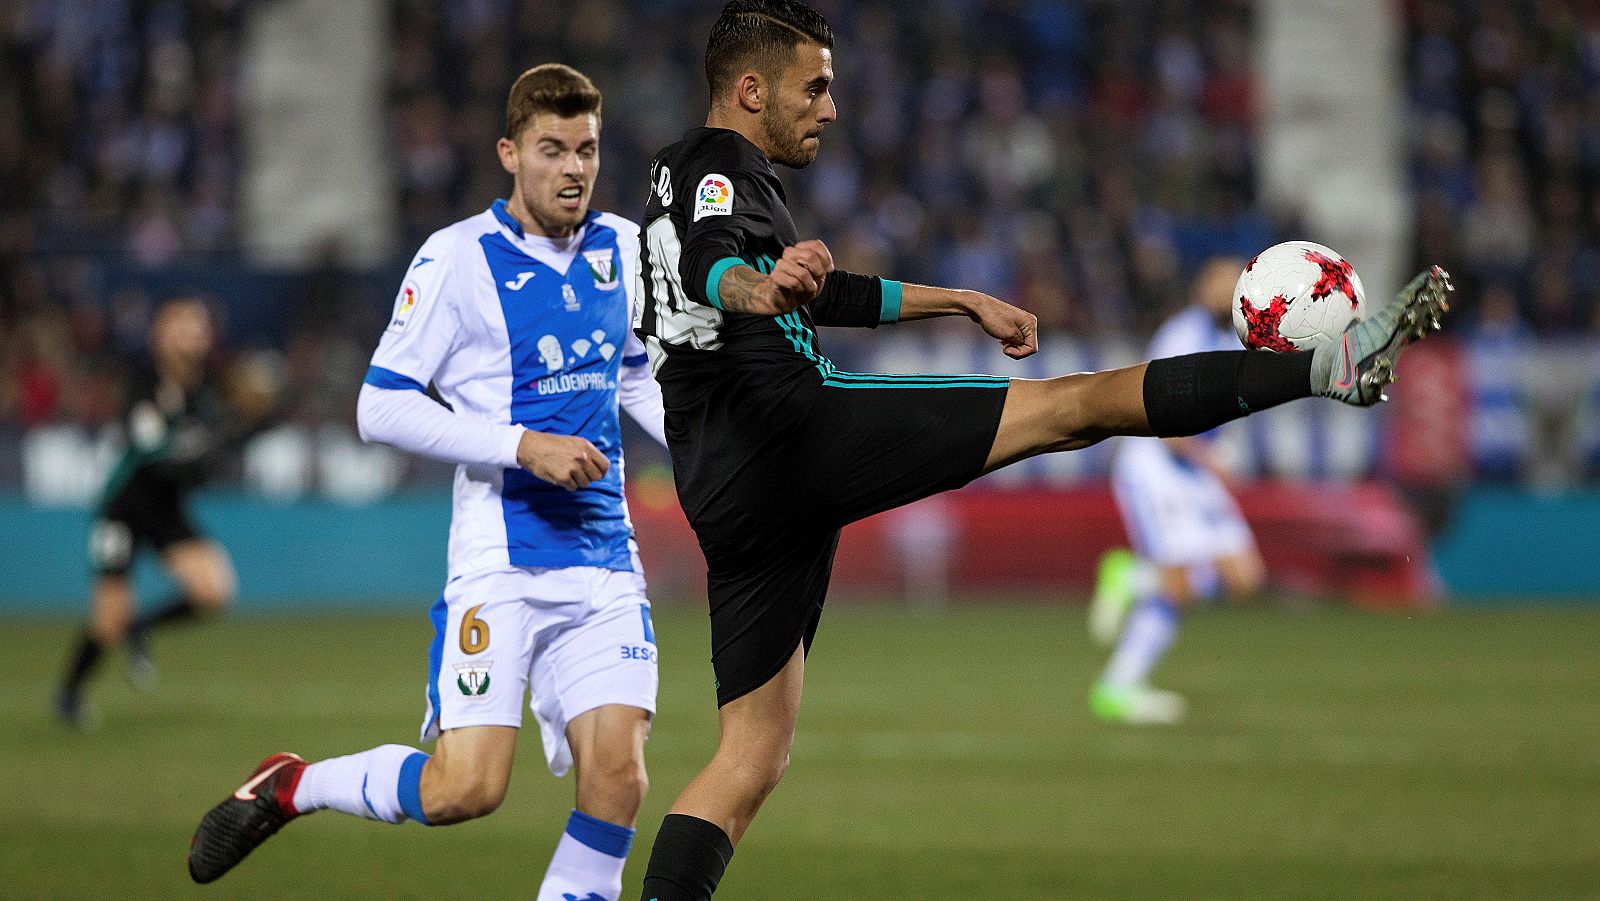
[
  {"x1": 693, "y1": 173, "x2": 733, "y2": 222},
  {"x1": 390, "y1": 281, "x2": 420, "y2": 331}
]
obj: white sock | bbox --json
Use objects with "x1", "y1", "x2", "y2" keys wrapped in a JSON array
[
  {"x1": 1187, "y1": 563, "x2": 1222, "y2": 602},
  {"x1": 291, "y1": 744, "x2": 430, "y2": 825},
  {"x1": 535, "y1": 809, "x2": 636, "y2": 901},
  {"x1": 1100, "y1": 596, "x2": 1181, "y2": 688}
]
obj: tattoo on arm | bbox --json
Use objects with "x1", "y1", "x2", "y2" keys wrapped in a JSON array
[{"x1": 716, "y1": 264, "x2": 776, "y2": 315}]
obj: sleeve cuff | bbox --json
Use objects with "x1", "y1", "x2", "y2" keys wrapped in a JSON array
[
  {"x1": 705, "y1": 256, "x2": 746, "y2": 310},
  {"x1": 879, "y1": 279, "x2": 903, "y2": 324},
  {"x1": 498, "y1": 425, "x2": 526, "y2": 469},
  {"x1": 364, "y1": 365, "x2": 426, "y2": 392}
]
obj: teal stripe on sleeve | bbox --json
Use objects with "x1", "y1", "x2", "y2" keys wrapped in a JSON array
[
  {"x1": 823, "y1": 376, "x2": 1008, "y2": 389},
  {"x1": 822, "y1": 368, "x2": 1007, "y2": 389},
  {"x1": 705, "y1": 256, "x2": 745, "y2": 310},
  {"x1": 879, "y1": 279, "x2": 903, "y2": 324}
]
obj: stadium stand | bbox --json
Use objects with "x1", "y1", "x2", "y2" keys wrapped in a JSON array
[{"x1": 2, "y1": 0, "x2": 1598, "y2": 498}]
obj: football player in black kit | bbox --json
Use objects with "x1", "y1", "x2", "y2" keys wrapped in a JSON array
[
  {"x1": 55, "y1": 295, "x2": 274, "y2": 730},
  {"x1": 631, "y1": 3, "x2": 1453, "y2": 897}
]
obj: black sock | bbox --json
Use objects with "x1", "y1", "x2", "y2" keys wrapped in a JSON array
[
  {"x1": 130, "y1": 594, "x2": 199, "y2": 637},
  {"x1": 61, "y1": 631, "x2": 106, "y2": 698},
  {"x1": 1142, "y1": 350, "x2": 1314, "y2": 437},
  {"x1": 639, "y1": 814, "x2": 735, "y2": 901}
]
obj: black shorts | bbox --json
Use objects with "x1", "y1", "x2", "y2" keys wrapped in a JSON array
[
  {"x1": 90, "y1": 480, "x2": 203, "y2": 576},
  {"x1": 673, "y1": 374, "x2": 1010, "y2": 706}
]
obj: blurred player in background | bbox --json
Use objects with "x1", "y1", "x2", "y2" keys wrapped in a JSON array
[
  {"x1": 54, "y1": 295, "x2": 276, "y2": 730},
  {"x1": 188, "y1": 65, "x2": 668, "y2": 901},
  {"x1": 1088, "y1": 257, "x2": 1267, "y2": 725}
]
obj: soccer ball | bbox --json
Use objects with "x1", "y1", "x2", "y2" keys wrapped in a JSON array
[{"x1": 1233, "y1": 241, "x2": 1367, "y2": 352}]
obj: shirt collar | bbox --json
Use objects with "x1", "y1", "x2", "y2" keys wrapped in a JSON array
[{"x1": 490, "y1": 199, "x2": 600, "y2": 245}]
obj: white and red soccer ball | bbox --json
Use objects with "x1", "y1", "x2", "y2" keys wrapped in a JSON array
[{"x1": 1233, "y1": 241, "x2": 1367, "y2": 352}]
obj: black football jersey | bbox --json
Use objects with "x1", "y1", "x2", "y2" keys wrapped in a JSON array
[{"x1": 634, "y1": 127, "x2": 891, "y2": 404}]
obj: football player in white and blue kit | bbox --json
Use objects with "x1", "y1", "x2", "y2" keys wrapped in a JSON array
[
  {"x1": 1088, "y1": 257, "x2": 1268, "y2": 724},
  {"x1": 189, "y1": 66, "x2": 666, "y2": 900}
]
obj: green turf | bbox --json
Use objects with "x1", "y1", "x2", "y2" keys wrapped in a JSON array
[{"x1": 3, "y1": 604, "x2": 1599, "y2": 899}]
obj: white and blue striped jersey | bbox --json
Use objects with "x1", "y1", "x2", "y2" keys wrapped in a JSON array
[
  {"x1": 1146, "y1": 306, "x2": 1240, "y2": 368},
  {"x1": 359, "y1": 200, "x2": 663, "y2": 578},
  {"x1": 1112, "y1": 305, "x2": 1254, "y2": 564}
]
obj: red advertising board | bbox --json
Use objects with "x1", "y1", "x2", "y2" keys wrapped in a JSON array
[{"x1": 629, "y1": 480, "x2": 1434, "y2": 608}]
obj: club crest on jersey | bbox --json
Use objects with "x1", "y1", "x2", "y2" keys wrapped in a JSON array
[
  {"x1": 454, "y1": 661, "x2": 492, "y2": 697},
  {"x1": 584, "y1": 248, "x2": 618, "y2": 289},
  {"x1": 693, "y1": 174, "x2": 733, "y2": 222},
  {"x1": 389, "y1": 281, "x2": 420, "y2": 332}
]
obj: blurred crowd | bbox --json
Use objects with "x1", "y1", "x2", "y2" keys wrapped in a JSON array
[
  {"x1": 390, "y1": 0, "x2": 1267, "y2": 336},
  {"x1": 2, "y1": 0, "x2": 245, "y2": 436},
  {"x1": 1, "y1": 0, "x2": 1597, "y2": 496},
  {"x1": 1406, "y1": 0, "x2": 1600, "y2": 338}
]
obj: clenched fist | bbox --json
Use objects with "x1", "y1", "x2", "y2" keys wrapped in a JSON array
[{"x1": 517, "y1": 430, "x2": 610, "y2": 490}]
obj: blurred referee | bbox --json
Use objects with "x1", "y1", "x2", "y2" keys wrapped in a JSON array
[{"x1": 54, "y1": 295, "x2": 275, "y2": 730}]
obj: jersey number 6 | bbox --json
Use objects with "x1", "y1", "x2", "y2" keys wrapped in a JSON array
[{"x1": 460, "y1": 605, "x2": 490, "y2": 654}]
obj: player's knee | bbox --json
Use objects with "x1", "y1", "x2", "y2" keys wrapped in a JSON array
[
  {"x1": 1028, "y1": 376, "x2": 1114, "y2": 454},
  {"x1": 191, "y1": 590, "x2": 233, "y2": 615},
  {"x1": 1159, "y1": 569, "x2": 1198, "y2": 605},
  {"x1": 1224, "y1": 564, "x2": 1266, "y2": 598},
  {"x1": 579, "y1": 752, "x2": 649, "y2": 820},
  {"x1": 90, "y1": 612, "x2": 130, "y2": 646},
  {"x1": 190, "y1": 572, "x2": 237, "y2": 612},
  {"x1": 1166, "y1": 585, "x2": 1199, "y2": 606},
  {"x1": 1217, "y1": 554, "x2": 1266, "y2": 598},
  {"x1": 741, "y1": 745, "x2": 792, "y2": 801},
  {"x1": 753, "y1": 749, "x2": 791, "y2": 802},
  {"x1": 610, "y1": 756, "x2": 650, "y2": 812}
]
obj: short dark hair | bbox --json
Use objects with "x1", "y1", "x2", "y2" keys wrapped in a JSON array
[
  {"x1": 704, "y1": 0, "x2": 834, "y2": 100},
  {"x1": 505, "y1": 63, "x2": 602, "y2": 139}
]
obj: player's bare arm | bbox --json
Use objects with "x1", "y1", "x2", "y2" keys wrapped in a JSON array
[
  {"x1": 891, "y1": 283, "x2": 1039, "y2": 359},
  {"x1": 713, "y1": 239, "x2": 831, "y2": 315},
  {"x1": 516, "y1": 429, "x2": 610, "y2": 491}
]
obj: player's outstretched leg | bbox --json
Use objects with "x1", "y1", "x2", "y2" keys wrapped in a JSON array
[
  {"x1": 985, "y1": 267, "x2": 1453, "y2": 471},
  {"x1": 1311, "y1": 266, "x2": 1452, "y2": 405},
  {"x1": 188, "y1": 752, "x2": 308, "y2": 883},
  {"x1": 188, "y1": 742, "x2": 440, "y2": 883}
]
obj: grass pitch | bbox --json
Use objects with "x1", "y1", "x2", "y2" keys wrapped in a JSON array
[{"x1": 1, "y1": 603, "x2": 1597, "y2": 899}]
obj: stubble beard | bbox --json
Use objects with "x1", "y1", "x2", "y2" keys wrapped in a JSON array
[
  {"x1": 524, "y1": 184, "x2": 587, "y2": 238},
  {"x1": 761, "y1": 105, "x2": 818, "y2": 168}
]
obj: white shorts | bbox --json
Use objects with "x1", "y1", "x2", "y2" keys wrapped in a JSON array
[
  {"x1": 421, "y1": 564, "x2": 659, "y2": 777},
  {"x1": 1111, "y1": 439, "x2": 1256, "y2": 568}
]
